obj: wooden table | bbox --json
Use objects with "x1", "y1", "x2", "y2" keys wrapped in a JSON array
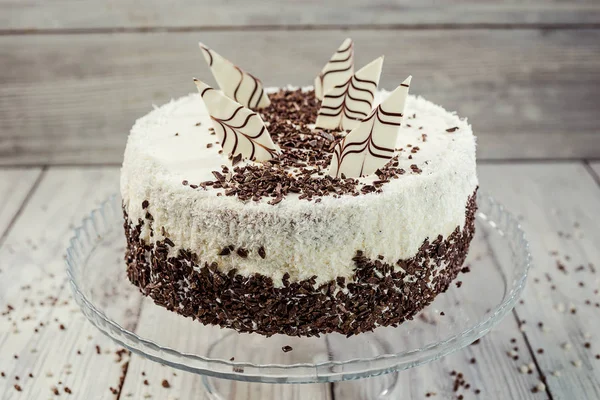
[
  {"x1": 1, "y1": 1, "x2": 599, "y2": 399},
  {"x1": 1, "y1": 163, "x2": 599, "y2": 399}
]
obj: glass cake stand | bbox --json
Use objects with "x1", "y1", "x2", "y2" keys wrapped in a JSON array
[{"x1": 66, "y1": 193, "x2": 530, "y2": 399}]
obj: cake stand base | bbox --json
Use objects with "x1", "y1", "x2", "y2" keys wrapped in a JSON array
[
  {"x1": 202, "y1": 373, "x2": 399, "y2": 400},
  {"x1": 202, "y1": 331, "x2": 399, "y2": 399}
]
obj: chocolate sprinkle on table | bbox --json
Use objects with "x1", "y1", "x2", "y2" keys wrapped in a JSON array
[{"x1": 282, "y1": 345, "x2": 293, "y2": 353}]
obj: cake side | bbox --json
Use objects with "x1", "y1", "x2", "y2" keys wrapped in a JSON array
[
  {"x1": 121, "y1": 89, "x2": 478, "y2": 285},
  {"x1": 124, "y1": 190, "x2": 477, "y2": 337}
]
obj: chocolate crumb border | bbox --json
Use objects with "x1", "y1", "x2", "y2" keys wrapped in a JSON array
[{"x1": 123, "y1": 190, "x2": 477, "y2": 337}]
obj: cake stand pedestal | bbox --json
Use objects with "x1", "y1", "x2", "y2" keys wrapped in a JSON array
[
  {"x1": 66, "y1": 193, "x2": 530, "y2": 399},
  {"x1": 202, "y1": 332, "x2": 399, "y2": 399},
  {"x1": 203, "y1": 373, "x2": 398, "y2": 400}
]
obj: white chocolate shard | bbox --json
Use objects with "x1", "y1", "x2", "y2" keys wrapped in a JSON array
[
  {"x1": 193, "y1": 79, "x2": 279, "y2": 162},
  {"x1": 199, "y1": 42, "x2": 271, "y2": 109},
  {"x1": 314, "y1": 38, "x2": 354, "y2": 101},
  {"x1": 328, "y1": 76, "x2": 412, "y2": 178},
  {"x1": 315, "y1": 56, "x2": 384, "y2": 132}
]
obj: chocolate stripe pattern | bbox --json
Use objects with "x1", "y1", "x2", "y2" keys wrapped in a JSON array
[
  {"x1": 193, "y1": 79, "x2": 279, "y2": 162},
  {"x1": 315, "y1": 56, "x2": 384, "y2": 132},
  {"x1": 199, "y1": 42, "x2": 271, "y2": 109},
  {"x1": 328, "y1": 76, "x2": 412, "y2": 178},
  {"x1": 314, "y1": 38, "x2": 354, "y2": 101}
]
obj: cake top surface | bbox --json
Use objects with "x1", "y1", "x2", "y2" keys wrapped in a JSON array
[{"x1": 125, "y1": 87, "x2": 474, "y2": 205}]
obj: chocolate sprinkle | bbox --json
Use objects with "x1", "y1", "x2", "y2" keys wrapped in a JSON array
[
  {"x1": 182, "y1": 90, "x2": 412, "y2": 203},
  {"x1": 231, "y1": 153, "x2": 242, "y2": 166},
  {"x1": 258, "y1": 246, "x2": 266, "y2": 259},
  {"x1": 123, "y1": 190, "x2": 477, "y2": 337}
]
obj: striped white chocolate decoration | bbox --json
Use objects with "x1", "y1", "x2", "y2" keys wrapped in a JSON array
[
  {"x1": 314, "y1": 38, "x2": 354, "y2": 101},
  {"x1": 199, "y1": 42, "x2": 271, "y2": 109},
  {"x1": 329, "y1": 76, "x2": 412, "y2": 178},
  {"x1": 193, "y1": 79, "x2": 279, "y2": 162},
  {"x1": 315, "y1": 56, "x2": 384, "y2": 132}
]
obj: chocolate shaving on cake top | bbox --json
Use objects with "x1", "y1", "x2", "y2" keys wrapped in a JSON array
[
  {"x1": 187, "y1": 38, "x2": 422, "y2": 202},
  {"x1": 191, "y1": 89, "x2": 413, "y2": 203}
]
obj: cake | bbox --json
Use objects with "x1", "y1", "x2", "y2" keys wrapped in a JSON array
[{"x1": 121, "y1": 39, "x2": 478, "y2": 337}]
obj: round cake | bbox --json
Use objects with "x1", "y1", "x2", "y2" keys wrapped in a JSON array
[{"x1": 121, "y1": 40, "x2": 478, "y2": 337}]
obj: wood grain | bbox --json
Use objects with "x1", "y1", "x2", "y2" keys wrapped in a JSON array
[
  {"x1": 1, "y1": 163, "x2": 600, "y2": 399},
  {"x1": 0, "y1": 167, "x2": 128, "y2": 400},
  {"x1": 120, "y1": 305, "x2": 332, "y2": 399},
  {"x1": 334, "y1": 317, "x2": 541, "y2": 399},
  {"x1": 334, "y1": 211, "x2": 547, "y2": 400},
  {"x1": 2, "y1": 0, "x2": 600, "y2": 30},
  {"x1": 1, "y1": 29, "x2": 599, "y2": 165},
  {"x1": 478, "y1": 162, "x2": 600, "y2": 400},
  {"x1": 0, "y1": 168, "x2": 41, "y2": 239},
  {"x1": 590, "y1": 162, "x2": 600, "y2": 181}
]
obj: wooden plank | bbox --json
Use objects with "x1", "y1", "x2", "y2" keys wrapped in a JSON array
[
  {"x1": 473, "y1": 162, "x2": 600, "y2": 399},
  {"x1": 591, "y1": 162, "x2": 600, "y2": 180},
  {"x1": 1, "y1": 0, "x2": 599, "y2": 29},
  {"x1": 0, "y1": 166, "x2": 328, "y2": 399},
  {"x1": 0, "y1": 167, "x2": 134, "y2": 399},
  {"x1": 334, "y1": 317, "x2": 541, "y2": 399},
  {"x1": 120, "y1": 294, "x2": 332, "y2": 398},
  {"x1": 0, "y1": 168, "x2": 41, "y2": 240},
  {"x1": 333, "y1": 205, "x2": 544, "y2": 399},
  {"x1": 1, "y1": 163, "x2": 599, "y2": 398},
  {"x1": 124, "y1": 347, "x2": 333, "y2": 399},
  {"x1": 337, "y1": 162, "x2": 600, "y2": 399},
  {"x1": 1, "y1": 29, "x2": 599, "y2": 165}
]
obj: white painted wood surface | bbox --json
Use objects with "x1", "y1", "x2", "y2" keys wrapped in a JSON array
[
  {"x1": 0, "y1": 162, "x2": 599, "y2": 399},
  {"x1": 0, "y1": 169, "x2": 41, "y2": 240},
  {"x1": 0, "y1": 168, "x2": 129, "y2": 400},
  {"x1": 2, "y1": 0, "x2": 599, "y2": 29},
  {"x1": 479, "y1": 162, "x2": 600, "y2": 400},
  {"x1": 2, "y1": 30, "x2": 600, "y2": 165},
  {"x1": 591, "y1": 162, "x2": 600, "y2": 180}
]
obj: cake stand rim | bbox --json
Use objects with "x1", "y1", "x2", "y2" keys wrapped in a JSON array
[{"x1": 65, "y1": 191, "x2": 532, "y2": 383}]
